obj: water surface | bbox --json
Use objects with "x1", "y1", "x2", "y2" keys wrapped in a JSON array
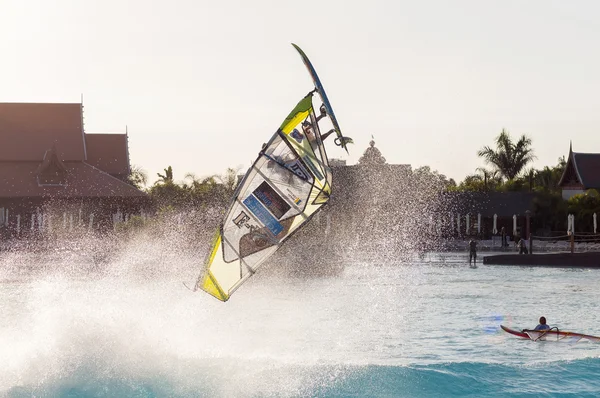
[{"x1": 2, "y1": 250, "x2": 600, "y2": 397}]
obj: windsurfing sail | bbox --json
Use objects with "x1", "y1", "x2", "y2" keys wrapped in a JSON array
[
  {"x1": 194, "y1": 46, "x2": 348, "y2": 301},
  {"x1": 195, "y1": 93, "x2": 333, "y2": 301}
]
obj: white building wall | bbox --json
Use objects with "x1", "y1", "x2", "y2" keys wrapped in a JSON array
[{"x1": 562, "y1": 189, "x2": 585, "y2": 200}]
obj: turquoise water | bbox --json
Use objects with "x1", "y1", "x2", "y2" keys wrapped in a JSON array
[{"x1": 2, "y1": 251, "x2": 600, "y2": 397}]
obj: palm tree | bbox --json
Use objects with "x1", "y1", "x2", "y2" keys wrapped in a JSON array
[
  {"x1": 184, "y1": 172, "x2": 214, "y2": 190},
  {"x1": 531, "y1": 156, "x2": 567, "y2": 192},
  {"x1": 128, "y1": 164, "x2": 148, "y2": 189},
  {"x1": 157, "y1": 166, "x2": 174, "y2": 185},
  {"x1": 216, "y1": 167, "x2": 241, "y2": 196},
  {"x1": 475, "y1": 167, "x2": 501, "y2": 190},
  {"x1": 477, "y1": 129, "x2": 536, "y2": 180},
  {"x1": 185, "y1": 172, "x2": 218, "y2": 198},
  {"x1": 458, "y1": 173, "x2": 486, "y2": 191}
]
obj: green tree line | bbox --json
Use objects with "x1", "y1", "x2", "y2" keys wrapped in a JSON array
[
  {"x1": 125, "y1": 129, "x2": 600, "y2": 234},
  {"x1": 451, "y1": 129, "x2": 600, "y2": 233},
  {"x1": 127, "y1": 165, "x2": 239, "y2": 213}
]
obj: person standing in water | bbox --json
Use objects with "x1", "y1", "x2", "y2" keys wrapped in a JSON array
[
  {"x1": 501, "y1": 227, "x2": 507, "y2": 247},
  {"x1": 468, "y1": 239, "x2": 478, "y2": 266},
  {"x1": 517, "y1": 237, "x2": 528, "y2": 254}
]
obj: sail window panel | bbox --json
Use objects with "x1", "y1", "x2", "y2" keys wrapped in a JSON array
[
  {"x1": 238, "y1": 245, "x2": 279, "y2": 277},
  {"x1": 306, "y1": 112, "x2": 328, "y2": 169},
  {"x1": 260, "y1": 162, "x2": 312, "y2": 217},
  {"x1": 282, "y1": 120, "x2": 330, "y2": 185},
  {"x1": 234, "y1": 157, "x2": 269, "y2": 200},
  {"x1": 265, "y1": 135, "x2": 314, "y2": 185},
  {"x1": 260, "y1": 137, "x2": 314, "y2": 218}
]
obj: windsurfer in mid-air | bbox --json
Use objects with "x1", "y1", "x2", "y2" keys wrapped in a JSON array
[{"x1": 468, "y1": 239, "x2": 477, "y2": 266}]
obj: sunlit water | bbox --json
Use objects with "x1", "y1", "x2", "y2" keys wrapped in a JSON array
[{"x1": 2, "y1": 248, "x2": 600, "y2": 397}]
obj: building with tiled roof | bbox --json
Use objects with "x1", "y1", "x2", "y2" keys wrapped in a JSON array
[
  {"x1": 0, "y1": 102, "x2": 148, "y2": 235},
  {"x1": 558, "y1": 143, "x2": 600, "y2": 199}
]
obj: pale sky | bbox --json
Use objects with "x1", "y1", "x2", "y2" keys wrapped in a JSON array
[{"x1": 2, "y1": 0, "x2": 599, "y2": 185}]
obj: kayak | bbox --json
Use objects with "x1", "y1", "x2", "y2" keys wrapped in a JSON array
[{"x1": 501, "y1": 325, "x2": 600, "y2": 342}]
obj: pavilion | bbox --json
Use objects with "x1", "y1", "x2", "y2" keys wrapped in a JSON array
[
  {"x1": 0, "y1": 102, "x2": 148, "y2": 236},
  {"x1": 558, "y1": 142, "x2": 600, "y2": 200}
]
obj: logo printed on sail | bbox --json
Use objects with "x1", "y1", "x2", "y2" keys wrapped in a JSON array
[
  {"x1": 290, "y1": 129, "x2": 304, "y2": 143},
  {"x1": 302, "y1": 156, "x2": 323, "y2": 181},
  {"x1": 286, "y1": 189, "x2": 303, "y2": 206},
  {"x1": 243, "y1": 194, "x2": 284, "y2": 236},
  {"x1": 288, "y1": 160, "x2": 310, "y2": 181},
  {"x1": 233, "y1": 211, "x2": 250, "y2": 228}
]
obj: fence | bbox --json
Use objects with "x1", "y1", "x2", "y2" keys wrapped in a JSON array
[
  {"x1": 0, "y1": 208, "x2": 151, "y2": 238},
  {"x1": 530, "y1": 233, "x2": 600, "y2": 253}
]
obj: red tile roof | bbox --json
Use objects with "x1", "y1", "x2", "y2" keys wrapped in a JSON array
[
  {"x1": 0, "y1": 161, "x2": 147, "y2": 198},
  {"x1": 0, "y1": 103, "x2": 85, "y2": 161},
  {"x1": 85, "y1": 133, "x2": 130, "y2": 176}
]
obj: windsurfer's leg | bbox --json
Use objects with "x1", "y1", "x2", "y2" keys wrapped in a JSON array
[{"x1": 321, "y1": 129, "x2": 335, "y2": 141}]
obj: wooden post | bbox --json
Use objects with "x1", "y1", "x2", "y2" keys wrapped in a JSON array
[
  {"x1": 570, "y1": 233, "x2": 574, "y2": 254},
  {"x1": 529, "y1": 233, "x2": 533, "y2": 254},
  {"x1": 526, "y1": 210, "x2": 531, "y2": 254}
]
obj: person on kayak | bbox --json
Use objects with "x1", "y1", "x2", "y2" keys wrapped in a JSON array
[{"x1": 534, "y1": 316, "x2": 550, "y2": 331}]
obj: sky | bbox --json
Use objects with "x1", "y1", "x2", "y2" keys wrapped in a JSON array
[{"x1": 2, "y1": 0, "x2": 600, "y2": 185}]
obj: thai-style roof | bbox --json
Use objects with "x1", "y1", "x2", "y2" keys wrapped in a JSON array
[
  {"x1": 0, "y1": 103, "x2": 85, "y2": 161},
  {"x1": 558, "y1": 143, "x2": 600, "y2": 189},
  {"x1": 0, "y1": 101, "x2": 146, "y2": 200},
  {"x1": 85, "y1": 133, "x2": 130, "y2": 177},
  {"x1": 0, "y1": 161, "x2": 146, "y2": 198},
  {"x1": 36, "y1": 145, "x2": 68, "y2": 186}
]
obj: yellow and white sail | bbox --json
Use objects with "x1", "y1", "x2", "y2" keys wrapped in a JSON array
[{"x1": 195, "y1": 92, "x2": 333, "y2": 301}]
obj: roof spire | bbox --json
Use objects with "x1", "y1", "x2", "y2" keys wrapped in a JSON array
[
  {"x1": 359, "y1": 135, "x2": 386, "y2": 165},
  {"x1": 569, "y1": 140, "x2": 573, "y2": 153}
]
